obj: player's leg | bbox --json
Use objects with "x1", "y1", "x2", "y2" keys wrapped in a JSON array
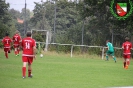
[
  {"x1": 123, "y1": 55, "x2": 126, "y2": 68},
  {"x1": 126, "y1": 59, "x2": 130, "y2": 68},
  {"x1": 28, "y1": 64, "x2": 32, "y2": 77},
  {"x1": 17, "y1": 46, "x2": 20, "y2": 55},
  {"x1": 14, "y1": 45, "x2": 18, "y2": 56},
  {"x1": 112, "y1": 56, "x2": 116, "y2": 63},
  {"x1": 22, "y1": 56, "x2": 27, "y2": 78},
  {"x1": 16, "y1": 45, "x2": 19, "y2": 56},
  {"x1": 4, "y1": 48, "x2": 8, "y2": 59},
  {"x1": 28, "y1": 57, "x2": 33, "y2": 77},
  {"x1": 111, "y1": 52, "x2": 116, "y2": 62},
  {"x1": 106, "y1": 51, "x2": 109, "y2": 60},
  {"x1": 125, "y1": 55, "x2": 130, "y2": 69},
  {"x1": 8, "y1": 48, "x2": 11, "y2": 53},
  {"x1": 5, "y1": 51, "x2": 8, "y2": 58}
]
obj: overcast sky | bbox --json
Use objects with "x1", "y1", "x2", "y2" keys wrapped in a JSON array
[{"x1": 6, "y1": 0, "x2": 46, "y2": 12}]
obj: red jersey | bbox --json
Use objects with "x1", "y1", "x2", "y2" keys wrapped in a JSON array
[
  {"x1": 2, "y1": 36, "x2": 12, "y2": 48},
  {"x1": 12, "y1": 34, "x2": 21, "y2": 45},
  {"x1": 21, "y1": 37, "x2": 36, "y2": 57},
  {"x1": 122, "y1": 41, "x2": 132, "y2": 55}
]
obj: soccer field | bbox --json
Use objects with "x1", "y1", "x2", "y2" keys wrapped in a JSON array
[{"x1": 0, "y1": 50, "x2": 133, "y2": 88}]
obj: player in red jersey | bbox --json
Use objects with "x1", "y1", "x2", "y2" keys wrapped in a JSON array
[
  {"x1": 2, "y1": 33, "x2": 12, "y2": 59},
  {"x1": 12, "y1": 31, "x2": 22, "y2": 56},
  {"x1": 122, "y1": 37, "x2": 132, "y2": 69},
  {"x1": 21, "y1": 31, "x2": 36, "y2": 79}
]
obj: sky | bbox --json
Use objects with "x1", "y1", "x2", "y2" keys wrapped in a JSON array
[{"x1": 5, "y1": 0, "x2": 47, "y2": 12}]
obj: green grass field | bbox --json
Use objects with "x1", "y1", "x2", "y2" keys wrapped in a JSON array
[{"x1": 0, "y1": 50, "x2": 133, "y2": 88}]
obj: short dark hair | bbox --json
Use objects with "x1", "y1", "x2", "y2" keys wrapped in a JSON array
[
  {"x1": 125, "y1": 37, "x2": 129, "y2": 41},
  {"x1": 106, "y1": 40, "x2": 110, "y2": 42},
  {"x1": 5, "y1": 33, "x2": 9, "y2": 36},
  {"x1": 26, "y1": 31, "x2": 31, "y2": 37}
]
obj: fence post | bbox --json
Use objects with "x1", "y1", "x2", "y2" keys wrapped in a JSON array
[
  {"x1": 44, "y1": 31, "x2": 49, "y2": 51},
  {"x1": 71, "y1": 45, "x2": 73, "y2": 57},
  {"x1": 102, "y1": 47, "x2": 105, "y2": 60}
]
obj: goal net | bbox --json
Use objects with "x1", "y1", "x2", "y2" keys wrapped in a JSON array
[{"x1": 31, "y1": 29, "x2": 50, "y2": 52}]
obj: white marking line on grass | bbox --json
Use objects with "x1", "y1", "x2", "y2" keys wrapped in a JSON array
[{"x1": 107, "y1": 86, "x2": 133, "y2": 88}]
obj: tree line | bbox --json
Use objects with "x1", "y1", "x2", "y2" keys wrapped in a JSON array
[{"x1": 0, "y1": 0, "x2": 133, "y2": 48}]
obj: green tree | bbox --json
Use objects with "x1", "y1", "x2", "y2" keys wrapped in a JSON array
[
  {"x1": 8, "y1": 9, "x2": 21, "y2": 19},
  {"x1": 45, "y1": 0, "x2": 80, "y2": 43},
  {"x1": 0, "y1": 0, "x2": 12, "y2": 38},
  {"x1": 81, "y1": 0, "x2": 133, "y2": 46},
  {"x1": 31, "y1": 1, "x2": 51, "y2": 30},
  {"x1": 20, "y1": 8, "x2": 30, "y2": 20}
]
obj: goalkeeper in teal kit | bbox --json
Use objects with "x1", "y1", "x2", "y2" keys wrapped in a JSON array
[{"x1": 106, "y1": 40, "x2": 116, "y2": 62}]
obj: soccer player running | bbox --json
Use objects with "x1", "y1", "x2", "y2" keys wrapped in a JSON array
[
  {"x1": 2, "y1": 33, "x2": 12, "y2": 59},
  {"x1": 105, "y1": 40, "x2": 117, "y2": 62},
  {"x1": 21, "y1": 31, "x2": 36, "y2": 79},
  {"x1": 122, "y1": 37, "x2": 132, "y2": 69},
  {"x1": 12, "y1": 31, "x2": 21, "y2": 56}
]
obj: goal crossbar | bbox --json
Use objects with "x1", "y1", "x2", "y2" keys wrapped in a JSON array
[{"x1": 31, "y1": 29, "x2": 49, "y2": 51}]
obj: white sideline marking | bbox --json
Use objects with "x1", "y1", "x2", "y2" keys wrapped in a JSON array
[{"x1": 107, "y1": 86, "x2": 133, "y2": 88}]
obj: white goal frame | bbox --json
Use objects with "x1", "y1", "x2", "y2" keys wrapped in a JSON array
[{"x1": 31, "y1": 29, "x2": 49, "y2": 51}]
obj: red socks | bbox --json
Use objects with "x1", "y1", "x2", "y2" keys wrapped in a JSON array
[
  {"x1": 22, "y1": 67, "x2": 32, "y2": 77},
  {"x1": 18, "y1": 49, "x2": 19, "y2": 54},
  {"x1": 5, "y1": 52, "x2": 8, "y2": 58},
  {"x1": 123, "y1": 62, "x2": 126, "y2": 68},
  {"x1": 28, "y1": 70, "x2": 31, "y2": 77},
  {"x1": 22, "y1": 67, "x2": 26, "y2": 77},
  {"x1": 127, "y1": 61, "x2": 130, "y2": 66},
  {"x1": 15, "y1": 51, "x2": 17, "y2": 55}
]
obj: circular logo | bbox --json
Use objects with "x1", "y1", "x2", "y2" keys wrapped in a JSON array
[{"x1": 110, "y1": 0, "x2": 133, "y2": 20}]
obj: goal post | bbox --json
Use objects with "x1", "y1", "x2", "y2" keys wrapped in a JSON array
[{"x1": 31, "y1": 29, "x2": 50, "y2": 51}]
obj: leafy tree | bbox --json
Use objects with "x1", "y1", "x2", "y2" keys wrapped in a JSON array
[
  {"x1": 0, "y1": 0, "x2": 12, "y2": 38},
  {"x1": 9, "y1": 8, "x2": 34, "y2": 37},
  {"x1": 30, "y1": 0, "x2": 133, "y2": 47},
  {"x1": 20, "y1": 8, "x2": 30, "y2": 20},
  {"x1": 31, "y1": 1, "x2": 51, "y2": 30},
  {"x1": 45, "y1": 0, "x2": 80, "y2": 43},
  {"x1": 8, "y1": 9, "x2": 21, "y2": 19},
  {"x1": 80, "y1": 0, "x2": 133, "y2": 46}
]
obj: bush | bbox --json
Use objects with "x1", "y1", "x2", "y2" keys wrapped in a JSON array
[{"x1": 0, "y1": 42, "x2": 3, "y2": 48}]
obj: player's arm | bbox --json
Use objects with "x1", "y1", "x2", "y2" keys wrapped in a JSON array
[
  {"x1": 131, "y1": 47, "x2": 133, "y2": 50},
  {"x1": 105, "y1": 43, "x2": 109, "y2": 49},
  {"x1": 122, "y1": 43, "x2": 124, "y2": 50},
  {"x1": 106, "y1": 46, "x2": 109, "y2": 49},
  {"x1": 122, "y1": 46, "x2": 124, "y2": 50},
  {"x1": 19, "y1": 36, "x2": 22, "y2": 43},
  {"x1": 131, "y1": 44, "x2": 133, "y2": 50},
  {"x1": 20, "y1": 40, "x2": 23, "y2": 50},
  {"x1": 19, "y1": 37, "x2": 22, "y2": 48},
  {"x1": 12, "y1": 37, "x2": 15, "y2": 43},
  {"x1": 105, "y1": 45, "x2": 109, "y2": 50}
]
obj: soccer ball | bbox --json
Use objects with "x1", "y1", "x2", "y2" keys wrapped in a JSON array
[{"x1": 40, "y1": 54, "x2": 43, "y2": 58}]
